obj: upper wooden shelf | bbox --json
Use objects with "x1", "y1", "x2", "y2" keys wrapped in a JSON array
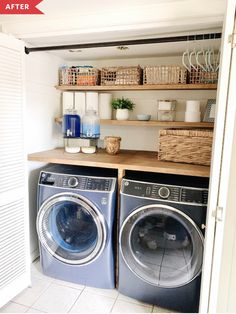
[
  {"x1": 28, "y1": 148, "x2": 210, "y2": 177},
  {"x1": 55, "y1": 117, "x2": 213, "y2": 128},
  {"x1": 55, "y1": 83, "x2": 217, "y2": 91}
]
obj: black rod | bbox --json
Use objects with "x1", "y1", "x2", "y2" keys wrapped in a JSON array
[{"x1": 24, "y1": 32, "x2": 222, "y2": 54}]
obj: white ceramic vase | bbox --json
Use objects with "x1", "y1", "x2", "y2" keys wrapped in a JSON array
[{"x1": 116, "y1": 109, "x2": 129, "y2": 120}]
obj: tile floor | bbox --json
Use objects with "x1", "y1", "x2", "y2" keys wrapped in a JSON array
[{"x1": 0, "y1": 260, "x2": 175, "y2": 313}]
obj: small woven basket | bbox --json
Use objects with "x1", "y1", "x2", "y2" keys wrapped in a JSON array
[
  {"x1": 188, "y1": 66, "x2": 218, "y2": 84},
  {"x1": 101, "y1": 66, "x2": 142, "y2": 85},
  {"x1": 143, "y1": 66, "x2": 187, "y2": 85},
  {"x1": 158, "y1": 129, "x2": 213, "y2": 165},
  {"x1": 59, "y1": 66, "x2": 100, "y2": 86}
]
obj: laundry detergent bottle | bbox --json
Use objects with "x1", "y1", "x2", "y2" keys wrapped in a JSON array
[
  {"x1": 81, "y1": 110, "x2": 100, "y2": 139},
  {"x1": 62, "y1": 109, "x2": 81, "y2": 153}
]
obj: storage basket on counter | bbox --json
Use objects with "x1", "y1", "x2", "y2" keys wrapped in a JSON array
[
  {"x1": 158, "y1": 129, "x2": 213, "y2": 166},
  {"x1": 59, "y1": 66, "x2": 100, "y2": 86},
  {"x1": 101, "y1": 66, "x2": 142, "y2": 85},
  {"x1": 143, "y1": 66, "x2": 187, "y2": 85}
]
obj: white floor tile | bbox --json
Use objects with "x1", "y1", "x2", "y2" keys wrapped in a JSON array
[
  {"x1": 117, "y1": 293, "x2": 151, "y2": 307},
  {"x1": 53, "y1": 278, "x2": 85, "y2": 291},
  {"x1": 84, "y1": 286, "x2": 118, "y2": 299},
  {"x1": 13, "y1": 276, "x2": 51, "y2": 307},
  {"x1": 32, "y1": 283, "x2": 81, "y2": 313},
  {"x1": 0, "y1": 302, "x2": 29, "y2": 313},
  {"x1": 152, "y1": 305, "x2": 174, "y2": 313},
  {"x1": 69, "y1": 290, "x2": 115, "y2": 313},
  {"x1": 31, "y1": 260, "x2": 54, "y2": 283},
  {"x1": 112, "y1": 300, "x2": 152, "y2": 313}
]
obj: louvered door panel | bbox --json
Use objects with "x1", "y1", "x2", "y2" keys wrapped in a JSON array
[{"x1": 0, "y1": 34, "x2": 30, "y2": 308}]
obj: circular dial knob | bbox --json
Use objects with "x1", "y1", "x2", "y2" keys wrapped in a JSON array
[
  {"x1": 158, "y1": 186, "x2": 170, "y2": 199},
  {"x1": 68, "y1": 177, "x2": 79, "y2": 188}
]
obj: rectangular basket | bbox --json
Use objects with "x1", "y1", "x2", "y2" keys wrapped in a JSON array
[
  {"x1": 143, "y1": 66, "x2": 187, "y2": 85},
  {"x1": 188, "y1": 66, "x2": 218, "y2": 84},
  {"x1": 59, "y1": 66, "x2": 100, "y2": 86},
  {"x1": 158, "y1": 129, "x2": 213, "y2": 166},
  {"x1": 101, "y1": 66, "x2": 142, "y2": 85}
]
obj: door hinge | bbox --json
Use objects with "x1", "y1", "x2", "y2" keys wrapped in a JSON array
[
  {"x1": 228, "y1": 33, "x2": 236, "y2": 48},
  {"x1": 213, "y1": 206, "x2": 224, "y2": 222}
]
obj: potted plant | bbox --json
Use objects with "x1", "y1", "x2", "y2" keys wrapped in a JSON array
[{"x1": 111, "y1": 97, "x2": 135, "y2": 120}]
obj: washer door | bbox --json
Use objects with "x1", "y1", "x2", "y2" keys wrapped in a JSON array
[
  {"x1": 37, "y1": 193, "x2": 106, "y2": 265},
  {"x1": 120, "y1": 204, "x2": 204, "y2": 288}
]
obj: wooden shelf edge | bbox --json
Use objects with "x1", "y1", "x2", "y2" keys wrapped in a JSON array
[
  {"x1": 55, "y1": 83, "x2": 217, "y2": 91},
  {"x1": 28, "y1": 148, "x2": 210, "y2": 178},
  {"x1": 55, "y1": 117, "x2": 214, "y2": 128}
]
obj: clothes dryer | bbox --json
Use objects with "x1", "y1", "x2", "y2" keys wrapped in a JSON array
[
  {"x1": 37, "y1": 165, "x2": 117, "y2": 288},
  {"x1": 118, "y1": 172, "x2": 208, "y2": 312}
]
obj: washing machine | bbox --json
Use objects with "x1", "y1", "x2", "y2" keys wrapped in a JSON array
[
  {"x1": 37, "y1": 165, "x2": 117, "y2": 288},
  {"x1": 118, "y1": 172, "x2": 209, "y2": 313}
]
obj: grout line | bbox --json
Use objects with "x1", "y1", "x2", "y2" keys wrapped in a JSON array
[
  {"x1": 67, "y1": 287, "x2": 85, "y2": 313},
  {"x1": 109, "y1": 290, "x2": 120, "y2": 313}
]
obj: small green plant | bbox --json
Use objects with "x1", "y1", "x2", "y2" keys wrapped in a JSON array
[{"x1": 111, "y1": 97, "x2": 135, "y2": 111}]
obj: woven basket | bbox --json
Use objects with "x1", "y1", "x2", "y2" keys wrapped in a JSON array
[
  {"x1": 188, "y1": 66, "x2": 218, "y2": 84},
  {"x1": 158, "y1": 129, "x2": 213, "y2": 166},
  {"x1": 59, "y1": 66, "x2": 100, "y2": 86},
  {"x1": 101, "y1": 66, "x2": 142, "y2": 85},
  {"x1": 143, "y1": 66, "x2": 187, "y2": 85}
]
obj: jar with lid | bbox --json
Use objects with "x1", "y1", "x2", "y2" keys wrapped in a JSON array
[
  {"x1": 81, "y1": 110, "x2": 100, "y2": 138},
  {"x1": 62, "y1": 109, "x2": 81, "y2": 153},
  {"x1": 62, "y1": 109, "x2": 81, "y2": 138}
]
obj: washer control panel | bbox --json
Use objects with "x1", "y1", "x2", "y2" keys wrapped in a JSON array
[
  {"x1": 39, "y1": 172, "x2": 113, "y2": 192},
  {"x1": 122, "y1": 179, "x2": 208, "y2": 205}
]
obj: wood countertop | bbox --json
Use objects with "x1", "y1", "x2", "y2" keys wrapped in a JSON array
[{"x1": 28, "y1": 148, "x2": 210, "y2": 177}]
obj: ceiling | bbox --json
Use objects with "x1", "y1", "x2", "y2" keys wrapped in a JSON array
[{"x1": 0, "y1": 0, "x2": 225, "y2": 60}]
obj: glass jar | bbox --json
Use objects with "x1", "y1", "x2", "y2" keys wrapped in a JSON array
[
  {"x1": 62, "y1": 109, "x2": 81, "y2": 138},
  {"x1": 81, "y1": 110, "x2": 100, "y2": 138}
]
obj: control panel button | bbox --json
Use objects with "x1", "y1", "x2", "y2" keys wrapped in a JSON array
[
  {"x1": 68, "y1": 177, "x2": 79, "y2": 188},
  {"x1": 158, "y1": 186, "x2": 170, "y2": 199}
]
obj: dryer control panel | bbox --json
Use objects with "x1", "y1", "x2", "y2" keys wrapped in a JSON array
[
  {"x1": 39, "y1": 172, "x2": 114, "y2": 192},
  {"x1": 122, "y1": 179, "x2": 208, "y2": 205}
]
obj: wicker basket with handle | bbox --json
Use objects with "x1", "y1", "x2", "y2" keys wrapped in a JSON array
[{"x1": 158, "y1": 129, "x2": 213, "y2": 166}]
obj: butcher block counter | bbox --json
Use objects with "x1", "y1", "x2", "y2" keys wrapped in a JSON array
[{"x1": 28, "y1": 148, "x2": 210, "y2": 182}]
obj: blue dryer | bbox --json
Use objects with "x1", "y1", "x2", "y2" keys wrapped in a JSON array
[
  {"x1": 118, "y1": 172, "x2": 209, "y2": 313},
  {"x1": 37, "y1": 165, "x2": 117, "y2": 288}
]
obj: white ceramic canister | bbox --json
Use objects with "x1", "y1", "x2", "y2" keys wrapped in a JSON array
[
  {"x1": 98, "y1": 93, "x2": 112, "y2": 119},
  {"x1": 185, "y1": 111, "x2": 201, "y2": 122},
  {"x1": 186, "y1": 100, "x2": 201, "y2": 112}
]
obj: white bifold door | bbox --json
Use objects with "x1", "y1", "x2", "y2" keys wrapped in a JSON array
[{"x1": 0, "y1": 33, "x2": 30, "y2": 307}]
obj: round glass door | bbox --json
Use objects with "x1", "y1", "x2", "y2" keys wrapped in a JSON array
[
  {"x1": 37, "y1": 193, "x2": 106, "y2": 265},
  {"x1": 120, "y1": 204, "x2": 204, "y2": 288}
]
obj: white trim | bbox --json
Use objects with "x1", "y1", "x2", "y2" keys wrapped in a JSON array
[{"x1": 199, "y1": 0, "x2": 236, "y2": 312}]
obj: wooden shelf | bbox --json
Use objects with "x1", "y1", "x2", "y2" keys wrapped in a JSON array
[
  {"x1": 55, "y1": 117, "x2": 214, "y2": 128},
  {"x1": 55, "y1": 83, "x2": 217, "y2": 91},
  {"x1": 28, "y1": 148, "x2": 210, "y2": 177},
  {"x1": 100, "y1": 120, "x2": 214, "y2": 128}
]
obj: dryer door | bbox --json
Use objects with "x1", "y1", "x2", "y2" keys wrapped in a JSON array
[
  {"x1": 37, "y1": 192, "x2": 107, "y2": 265},
  {"x1": 120, "y1": 204, "x2": 204, "y2": 288}
]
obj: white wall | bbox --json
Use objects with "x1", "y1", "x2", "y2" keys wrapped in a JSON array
[
  {"x1": 68, "y1": 56, "x2": 217, "y2": 151},
  {"x1": 26, "y1": 51, "x2": 63, "y2": 260}
]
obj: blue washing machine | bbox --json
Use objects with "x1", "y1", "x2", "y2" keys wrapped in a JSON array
[
  {"x1": 118, "y1": 172, "x2": 209, "y2": 313},
  {"x1": 37, "y1": 165, "x2": 117, "y2": 288}
]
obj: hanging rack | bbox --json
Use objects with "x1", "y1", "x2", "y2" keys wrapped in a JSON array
[{"x1": 24, "y1": 32, "x2": 221, "y2": 54}]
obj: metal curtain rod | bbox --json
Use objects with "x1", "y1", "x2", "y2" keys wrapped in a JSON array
[{"x1": 24, "y1": 32, "x2": 222, "y2": 54}]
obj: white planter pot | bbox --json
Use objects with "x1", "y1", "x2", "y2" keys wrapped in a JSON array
[{"x1": 116, "y1": 109, "x2": 129, "y2": 120}]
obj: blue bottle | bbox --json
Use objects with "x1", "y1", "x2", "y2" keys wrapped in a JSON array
[{"x1": 63, "y1": 109, "x2": 81, "y2": 138}]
